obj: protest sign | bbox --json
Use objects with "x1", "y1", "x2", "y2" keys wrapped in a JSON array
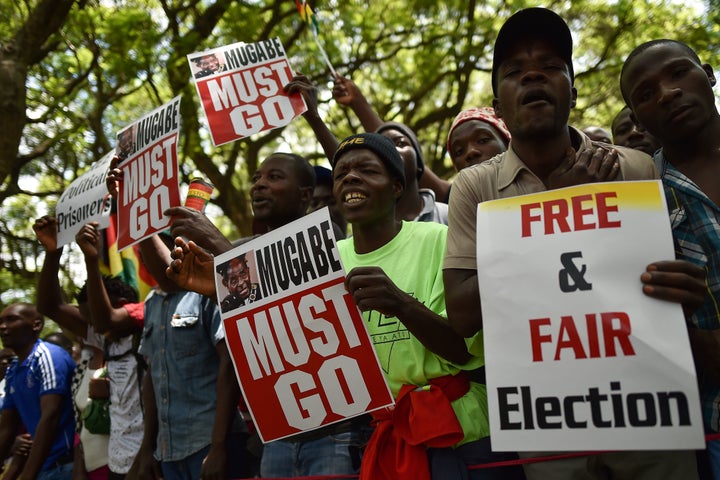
[
  {"x1": 216, "y1": 208, "x2": 393, "y2": 443},
  {"x1": 115, "y1": 96, "x2": 182, "y2": 251},
  {"x1": 188, "y1": 38, "x2": 307, "y2": 146},
  {"x1": 477, "y1": 180, "x2": 703, "y2": 451},
  {"x1": 55, "y1": 151, "x2": 114, "y2": 247}
]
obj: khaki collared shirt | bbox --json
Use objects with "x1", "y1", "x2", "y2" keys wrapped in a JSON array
[{"x1": 444, "y1": 126, "x2": 657, "y2": 270}]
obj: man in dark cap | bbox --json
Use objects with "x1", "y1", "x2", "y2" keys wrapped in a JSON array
[{"x1": 444, "y1": 7, "x2": 702, "y2": 480}]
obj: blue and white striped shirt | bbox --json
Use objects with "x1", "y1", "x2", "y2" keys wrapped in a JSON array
[{"x1": 3, "y1": 339, "x2": 76, "y2": 471}]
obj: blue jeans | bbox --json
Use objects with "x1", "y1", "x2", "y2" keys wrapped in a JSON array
[
  {"x1": 429, "y1": 437, "x2": 526, "y2": 480},
  {"x1": 708, "y1": 439, "x2": 720, "y2": 480},
  {"x1": 260, "y1": 431, "x2": 362, "y2": 478},
  {"x1": 160, "y1": 432, "x2": 248, "y2": 480},
  {"x1": 161, "y1": 445, "x2": 209, "y2": 480},
  {"x1": 37, "y1": 462, "x2": 73, "y2": 480}
]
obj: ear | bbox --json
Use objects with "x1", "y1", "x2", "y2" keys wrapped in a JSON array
[
  {"x1": 393, "y1": 179, "x2": 404, "y2": 200},
  {"x1": 570, "y1": 87, "x2": 578, "y2": 108},
  {"x1": 32, "y1": 316, "x2": 44, "y2": 334},
  {"x1": 703, "y1": 63, "x2": 716, "y2": 86},
  {"x1": 492, "y1": 98, "x2": 502, "y2": 118},
  {"x1": 299, "y1": 185, "x2": 314, "y2": 208}
]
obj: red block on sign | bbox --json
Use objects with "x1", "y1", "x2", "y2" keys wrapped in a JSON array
[
  {"x1": 197, "y1": 59, "x2": 307, "y2": 146},
  {"x1": 223, "y1": 277, "x2": 393, "y2": 443}
]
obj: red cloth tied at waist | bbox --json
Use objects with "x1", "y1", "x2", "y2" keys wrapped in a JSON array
[{"x1": 359, "y1": 372, "x2": 470, "y2": 480}]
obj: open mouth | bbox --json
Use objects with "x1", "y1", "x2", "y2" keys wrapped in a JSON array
[
  {"x1": 252, "y1": 196, "x2": 270, "y2": 207},
  {"x1": 521, "y1": 90, "x2": 553, "y2": 106},
  {"x1": 344, "y1": 191, "x2": 367, "y2": 204}
]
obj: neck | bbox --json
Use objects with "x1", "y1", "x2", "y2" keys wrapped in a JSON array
[
  {"x1": 14, "y1": 339, "x2": 37, "y2": 363},
  {"x1": 395, "y1": 182, "x2": 423, "y2": 221},
  {"x1": 662, "y1": 116, "x2": 720, "y2": 167},
  {"x1": 350, "y1": 214, "x2": 402, "y2": 255},
  {"x1": 512, "y1": 127, "x2": 573, "y2": 185},
  {"x1": 266, "y1": 210, "x2": 307, "y2": 232}
]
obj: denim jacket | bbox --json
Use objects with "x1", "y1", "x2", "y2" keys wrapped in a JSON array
[{"x1": 140, "y1": 290, "x2": 224, "y2": 461}]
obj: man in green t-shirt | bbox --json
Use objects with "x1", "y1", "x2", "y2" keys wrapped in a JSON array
[{"x1": 332, "y1": 132, "x2": 524, "y2": 480}]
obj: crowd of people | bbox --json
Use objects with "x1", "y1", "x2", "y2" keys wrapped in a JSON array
[{"x1": 1, "y1": 6, "x2": 719, "y2": 480}]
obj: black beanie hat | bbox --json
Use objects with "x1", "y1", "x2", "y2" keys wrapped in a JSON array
[
  {"x1": 332, "y1": 133, "x2": 406, "y2": 188},
  {"x1": 375, "y1": 122, "x2": 425, "y2": 180}
]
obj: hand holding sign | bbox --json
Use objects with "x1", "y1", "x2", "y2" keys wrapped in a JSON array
[
  {"x1": 345, "y1": 266, "x2": 412, "y2": 318},
  {"x1": 164, "y1": 206, "x2": 232, "y2": 256},
  {"x1": 641, "y1": 260, "x2": 707, "y2": 318},
  {"x1": 346, "y1": 265, "x2": 472, "y2": 366},
  {"x1": 166, "y1": 237, "x2": 217, "y2": 298},
  {"x1": 284, "y1": 74, "x2": 320, "y2": 118},
  {"x1": 106, "y1": 155, "x2": 122, "y2": 199}
]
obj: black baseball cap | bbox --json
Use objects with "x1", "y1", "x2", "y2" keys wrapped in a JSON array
[{"x1": 491, "y1": 8, "x2": 574, "y2": 96}]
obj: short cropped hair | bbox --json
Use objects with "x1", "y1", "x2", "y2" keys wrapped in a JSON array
[
  {"x1": 620, "y1": 39, "x2": 702, "y2": 103},
  {"x1": 269, "y1": 153, "x2": 316, "y2": 188}
]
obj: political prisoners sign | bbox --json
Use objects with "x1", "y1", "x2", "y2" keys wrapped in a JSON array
[
  {"x1": 55, "y1": 151, "x2": 114, "y2": 247},
  {"x1": 188, "y1": 38, "x2": 307, "y2": 146},
  {"x1": 115, "y1": 96, "x2": 182, "y2": 251},
  {"x1": 217, "y1": 208, "x2": 393, "y2": 443},
  {"x1": 477, "y1": 181, "x2": 703, "y2": 451}
]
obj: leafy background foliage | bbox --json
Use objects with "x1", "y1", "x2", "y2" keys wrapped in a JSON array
[{"x1": 0, "y1": 0, "x2": 718, "y2": 310}]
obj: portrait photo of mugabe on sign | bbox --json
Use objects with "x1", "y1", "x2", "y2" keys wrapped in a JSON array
[{"x1": 216, "y1": 252, "x2": 263, "y2": 313}]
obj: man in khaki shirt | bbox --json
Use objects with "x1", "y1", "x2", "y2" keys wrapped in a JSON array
[{"x1": 443, "y1": 7, "x2": 706, "y2": 480}]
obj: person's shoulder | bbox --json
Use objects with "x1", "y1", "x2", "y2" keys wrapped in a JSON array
[
  {"x1": 403, "y1": 219, "x2": 447, "y2": 239},
  {"x1": 611, "y1": 144, "x2": 657, "y2": 180},
  {"x1": 454, "y1": 153, "x2": 506, "y2": 188},
  {"x1": 36, "y1": 340, "x2": 74, "y2": 367}
]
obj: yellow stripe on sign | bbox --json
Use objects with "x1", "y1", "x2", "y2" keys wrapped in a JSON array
[{"x1": 479, "y1": 180, "x2": 663, "y2": 212}]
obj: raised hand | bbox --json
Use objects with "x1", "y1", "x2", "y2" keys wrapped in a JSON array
[
  {"x1": 166, "y1": 237, "x2": 217, "y2": 298},
  {"x1": 332, "y1": 74, "x2": 363, "y2": 107},
  {"x1": 106, "y1": 155, "x2": 123, "y2": 199},
  {"x1": 75, "y1": 222, "x2": 102, "y2": 260},
  {"x1": 164, "y1": 206, "x2": 231, "y2": 256},
  {"x1": 32, "y1": 216, "x2": 59, "y2": 252},
  {"x1": 284, "y1": 74, "x2": 320, "y2": 117}
]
